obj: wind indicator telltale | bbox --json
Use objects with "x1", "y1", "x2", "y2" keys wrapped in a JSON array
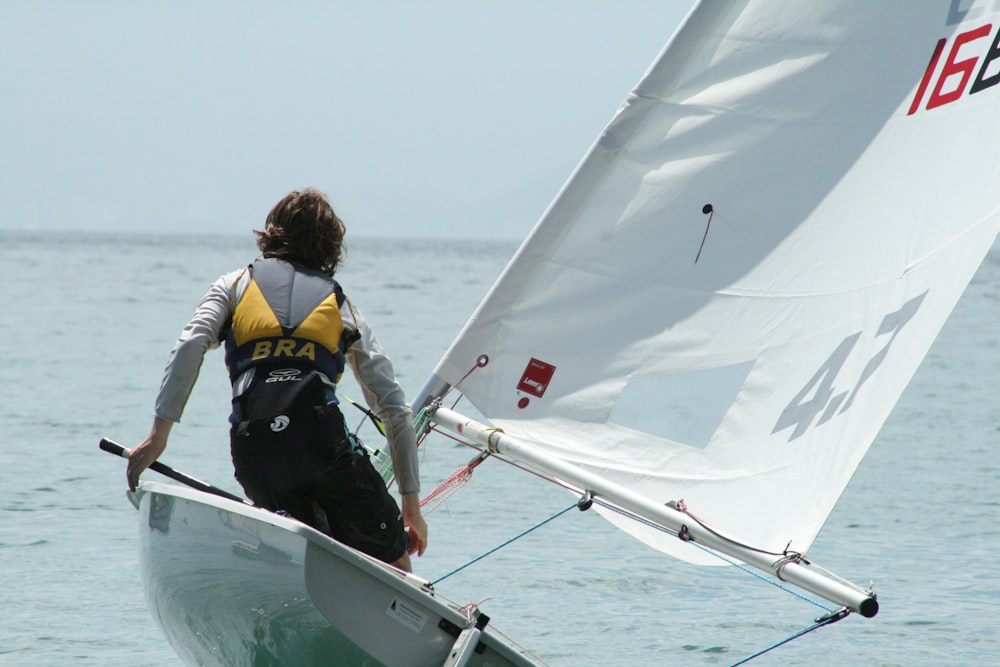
[{"x1": 696, "y1": 203, "x2": 714, "y2": 263}]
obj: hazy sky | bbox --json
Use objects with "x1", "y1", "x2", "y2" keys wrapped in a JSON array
[{"x1": 1, "y1": 1, "x2": 696, "y2": 240}]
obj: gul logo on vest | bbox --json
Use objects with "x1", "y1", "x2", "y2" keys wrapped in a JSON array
[
  {"x1": 265, "y1": 368, "x2": 303, "y2": 383},
  {"x1": 251, "y1": 339, "x2": 317, "y2": 362},
  {"x1": 270, "y1": 415, "x2": 290, "y2": 432}
]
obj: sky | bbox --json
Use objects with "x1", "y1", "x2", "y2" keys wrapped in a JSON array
[{"x1": 1, "y1": 1, "x2": 696, "y2": 240}]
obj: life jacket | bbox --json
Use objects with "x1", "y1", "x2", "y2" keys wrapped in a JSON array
[{"x1": 224, "y1": 258, "x2": 355, "y2": 386}]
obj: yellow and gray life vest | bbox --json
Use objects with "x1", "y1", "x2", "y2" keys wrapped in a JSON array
[{"x1": 224, "y1": 258, "x2": 355, "y2": 385}]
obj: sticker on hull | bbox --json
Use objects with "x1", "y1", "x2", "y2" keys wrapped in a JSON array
[{"x1": 386, "y1": 597, "x2": 428, "y2": 633}]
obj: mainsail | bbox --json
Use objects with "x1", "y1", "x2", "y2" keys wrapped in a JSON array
[{"x1": 417, "y1": 0, "x2": 1000, "y2": 575}]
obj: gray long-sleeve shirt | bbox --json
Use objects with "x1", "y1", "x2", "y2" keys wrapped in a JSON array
[{"x1": 153, "y1": 266, "x2": 420, "y2": 496}]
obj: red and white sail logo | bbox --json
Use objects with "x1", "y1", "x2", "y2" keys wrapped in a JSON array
[{"x1": 516, "y1": 358, "x2": 557, "y2": 398}]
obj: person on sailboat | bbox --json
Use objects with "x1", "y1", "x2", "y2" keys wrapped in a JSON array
[{"x1": 126, "y1": 187, "x2": 428, "y2": 572}]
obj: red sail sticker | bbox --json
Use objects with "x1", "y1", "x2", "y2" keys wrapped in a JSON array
[{"x1": 517, "y1": 358, "x2": 556, "y2": 398}]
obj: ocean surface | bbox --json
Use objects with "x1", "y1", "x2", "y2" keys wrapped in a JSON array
[{"x1": 1, "y1": 230, "x2": 997, "y2": 666}]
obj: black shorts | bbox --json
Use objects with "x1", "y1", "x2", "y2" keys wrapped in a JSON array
[{"x1": 230, "y1": 374, "x2": 408, "y2": 564}]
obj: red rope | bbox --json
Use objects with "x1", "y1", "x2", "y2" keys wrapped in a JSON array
[
  {"x1": 419, "y1": 425, "x2": 578, "y2": 513},
  {"x1": 420, "y1": 451, "x2": 489, "y2": 512}
]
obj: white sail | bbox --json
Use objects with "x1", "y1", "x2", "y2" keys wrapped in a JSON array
[{"x1": 422, "y1": 0, "x2": 1000, "y2": 565}]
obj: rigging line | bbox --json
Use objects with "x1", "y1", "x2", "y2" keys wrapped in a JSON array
[
  {"x1": 593, "y1": 499, "x2": 834, "y2": 613},
  {"x1": 413, "y1": 358, "x2": 484, "y2": 445},
  {"x1": 663, "y1": 502, "x2": 868, "y2": 604},
  {"x1": 341, "y1": 393, "x2": 386, "y2": 436},
  {"x1": 428, "y1": 425, "x2": 580, "y2": 494},
  {"x1": 430, "y1": 501, "x2": 579, "y2": 587},
  {"x1": 418, "y1": 425, "x2": 580, "y2": 515},
  {"x1": 420, "y1": 451, "x2": 491, "y2": 513},
  {"x1": 439, "y1": 355, "x2": 490, "y2": 406},
  {"x1": 422, "y1": 417, "x2": 844, "y2": 611},
  {"x1": 727, "y1": 608, "x2": 851, "y2": 667},
  {"x1": 412, "y1": 359, "x2": 488, "y2": 448},
  {"x1": 414, "y1": 406, "x2": 435, "y2": 446},
  {"x1": 418, "y1": 355, "x2": 491, "y2": 425},
  {"x1": 667, "y1": 500, "x2": 806, "y2": 562}
]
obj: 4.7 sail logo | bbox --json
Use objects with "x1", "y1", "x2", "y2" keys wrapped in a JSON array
[
  {"x1": 908, "y1": 20, "x2": 1000, "y2": 114},
  {"x1": 773, "y1": 293, "x2": 927, "y2": 442}
]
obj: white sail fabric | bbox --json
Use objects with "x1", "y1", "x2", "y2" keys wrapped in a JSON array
[{"x1": 429, "y1": 0, "x2": 1000, "y2": 564}]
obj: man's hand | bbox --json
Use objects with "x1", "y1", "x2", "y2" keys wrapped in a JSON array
[
  {"x1": 400, "y1": 493, "x2": 428, "y2": 557},
  {"x1": 127, "y1": 418, "x2": 173, "y2": 491}
]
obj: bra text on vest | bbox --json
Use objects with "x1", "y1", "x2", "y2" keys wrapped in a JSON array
[{"x1": 252, "y1": 339, "x2": 317, "y2": 362}]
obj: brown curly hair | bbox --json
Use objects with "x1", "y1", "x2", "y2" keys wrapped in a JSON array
[{"x1": 255, "y1": 188, "x2": 346, "y2": 275}]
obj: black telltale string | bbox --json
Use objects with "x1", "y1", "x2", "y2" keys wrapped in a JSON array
[{"x1": 696, "y1": 203, "x2": 714, "y2": 263}]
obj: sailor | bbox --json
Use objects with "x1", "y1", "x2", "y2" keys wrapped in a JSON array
[{"x1": 126, "y1": 188, "x2": 427, "y2": 572}]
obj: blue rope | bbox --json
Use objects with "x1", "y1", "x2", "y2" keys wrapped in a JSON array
[
  {"x1": 728, "y1": 609, "x2": 850, "y2": 666},
  {"x1": 431, "y1": 502, "x2": 578, "y2": 586},
  {"x1": 429, "y1": 494, "x2": 850, "y2": 665},
  {"x1": 590, "y1": 498, "x2": 855, "y2": 665},
  {"x1": 422, "y1": 443, "x2": 851, "y2": 666}
]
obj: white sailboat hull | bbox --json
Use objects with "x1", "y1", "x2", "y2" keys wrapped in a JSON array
[{"x1": 132, "y1": 481, "x2": 540, "y2": 667}]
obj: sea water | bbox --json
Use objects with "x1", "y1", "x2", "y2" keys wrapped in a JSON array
[{"x1": 1, "y1": 230, "x2": 997, "y2": 666}]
